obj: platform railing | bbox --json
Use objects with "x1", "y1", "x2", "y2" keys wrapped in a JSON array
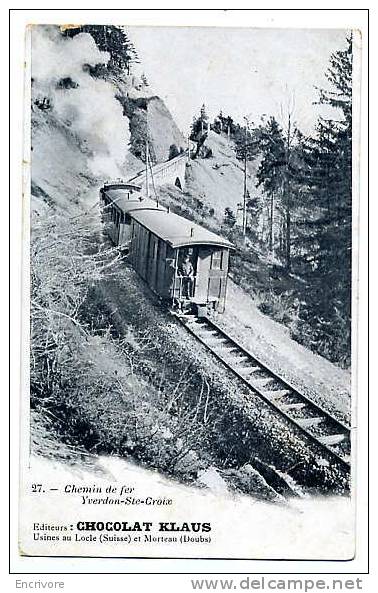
[{"x1": 171, "y1": 275, "x2": 197, "y2": 301}]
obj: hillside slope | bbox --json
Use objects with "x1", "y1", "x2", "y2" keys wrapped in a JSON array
[
  {"x1": 185, "y1": 131, "x2": 259, "y2": 220},
  {"x1": 147, "y1": 96, "x2": 186, "y2": 161},
  {"x1": 115, "y1": 78, "x2": 186, "y2": 164}
]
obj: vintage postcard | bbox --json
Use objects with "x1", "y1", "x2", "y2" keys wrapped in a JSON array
[{"x1": 19, "y1": 21, "x2": 361, "y2": 560}]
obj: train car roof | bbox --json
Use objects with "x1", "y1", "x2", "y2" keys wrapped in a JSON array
[
  {"x1": 131, "y1": 209, "x2": 234, "y2": 249},
  {"x1": 103, "y1": 182, "x2": 142, "y2": 191},
  {"x1": 103, "y1": 187, "x2": 167, "y2": 214}
]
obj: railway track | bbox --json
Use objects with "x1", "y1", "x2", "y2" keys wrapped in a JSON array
[{"x1": 178, "y1": 314, "x2": 351, "y2": 473}]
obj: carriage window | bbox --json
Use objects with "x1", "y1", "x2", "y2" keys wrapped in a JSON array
[{"x1": 211, "y1": 250, "x2": 223, "y2": 270}]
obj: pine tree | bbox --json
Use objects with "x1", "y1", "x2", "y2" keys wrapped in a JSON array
[
  {"x1": 296, "y1": 34, "x2": 353, "y2": 364},
  {"x1": 255, "y1": 114, "x2": 303, "y2": 269},
  {"x1": 200, "y1": 103, "x2": 208, "y2": 123},
  {"x1": 212, "y1": 110, "x2": 224, "y2": 134},
  {"x1": 280, "y1": 113, "x2": 302, "y2": 271},
  {"x1": 64, "y1": 25, "x2": 140, "y2": 74},
  {"x1": 234, "y1": 124, "x2": 258, "y2": 162},
  {"x1": 245, "y1": 193, "x2": 260, "y2": 235},
  {"x1": 190, "y1": 104, "x2": 210, "y2": 139},
  {"x1": 256, "y1": 117, "x2": 286, "y2": 254},
  {"x1": 223, "y1": 207, "x2": 237, "y2": 228}
]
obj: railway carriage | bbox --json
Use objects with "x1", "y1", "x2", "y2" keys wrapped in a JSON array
[{"x1": 100, "y1": 183, "x2": 234, "y2": 314}]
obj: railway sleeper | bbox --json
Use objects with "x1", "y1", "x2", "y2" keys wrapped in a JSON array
[
  {"x1": 318, "y1": 433, "x2": 347, "y2": 446},
  {"x1": 228, "y1": 346, "x2": 248, "y2": 356},
  {"x1": 250, "y1": 366, "x2": 273, "y2": 377},
  {"x1": 194, "y1": 334, "x2": 218, "y2": 344},
  {"x1": 213, "y1": 344, "x2": 248, "y2": 358},
  {"x1": 295, "y1": 416, "x2": 325, "y2": 429},
  {"x1": 204, "y1": 338, "x2": 230, "y2": 349},
  {"x1": 262, "y1": 389, "x2": 292, "y2": 401},
  {"x1": 212, "y1": 340, "x2": 237, "y2": 351},
  {"x1": 188, "y1": 323, "x2": 213, "y2": 333},
  {"x1": 229, "y1": 357, "x2": 254, "y2": 367},
  {"x1": 279, "y1": 401, "x2": 307, "y2": 410},
  {"x1": 215, "y1": 344, "x2": 239, "y2": 354},
  {"x1": 209, "y1": 348, "x2": 235, "y2": 362},
  {"x1": 227, "y1": 353, "x2": 251, "y2": 363},
  {"x1": 196, "y1": 327, "x2": 222, "y2": 337},
  {"x1": 224, "y1": 357, "x2": 251, "y2": 368},
  {"x1": 329, "y1": 439, "x2": 351, "y2": 459},
  {"x1": 248, "y1": 377, "x2": 276, "y2": 390},
  {"x1": 237, "y1": 365, "x2": 261, "y2": 377}
]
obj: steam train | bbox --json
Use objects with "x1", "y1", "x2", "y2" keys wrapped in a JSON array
[{"x1": 100, "y1": 182, "x2": 234, "y2": 314}]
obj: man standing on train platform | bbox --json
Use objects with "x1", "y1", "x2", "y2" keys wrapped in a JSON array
[{"x1": 179, "y1": 254, "x2": 195, "y2": 299}]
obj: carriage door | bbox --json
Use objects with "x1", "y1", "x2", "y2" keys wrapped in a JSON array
[
  {"x1": 195, "y1": 247, "x2": 212, "y2": 302},
  {"x1": 207, "y1": 249, "x2": 225, "y2": 308},
  {"x1": 147, "y1": 234, "x2": 159, "y2": 291}
]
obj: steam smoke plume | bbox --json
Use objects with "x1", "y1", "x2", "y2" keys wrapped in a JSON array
[{"x1": 31, "y1": 25, "x2": 130, "y2": 178}]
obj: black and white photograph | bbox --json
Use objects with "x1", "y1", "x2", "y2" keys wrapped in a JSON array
[{"x1": 16, "y1": 15, "x2": 363, "y2": 562}]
